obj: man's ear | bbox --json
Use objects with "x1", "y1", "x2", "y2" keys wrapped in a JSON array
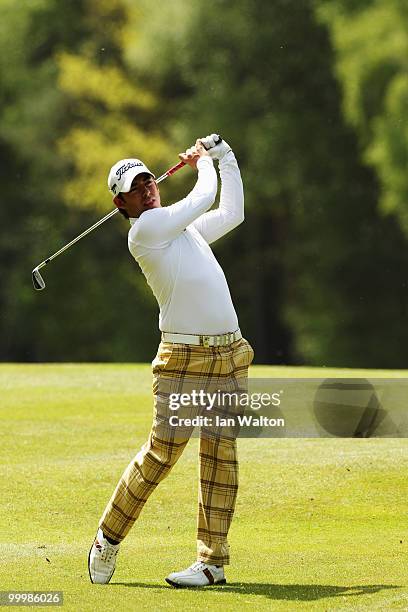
[{"x1": 113, "y1": 195, "x2": 125, "y2": 210}]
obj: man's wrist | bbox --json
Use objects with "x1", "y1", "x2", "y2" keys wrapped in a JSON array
[
  {"x1": 218, "y1": 149, "x2": 235, "y2": 165},
  {"x1": 197, "y1": 156, "x2": 214, "y2": 169}
]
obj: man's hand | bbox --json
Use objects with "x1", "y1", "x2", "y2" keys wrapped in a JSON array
[
  {"x1": 178, "y1": 139, "x2": 210, "y2": 169},
  {"x1": 199, "y1": 134, "x2": 232, "y2": 161}
]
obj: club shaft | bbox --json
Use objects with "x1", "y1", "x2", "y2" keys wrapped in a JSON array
[
  {"x1": 35, "y1": 160, "x2": 186, "y2": 271},
  {"x1": 36, "y1": 208, "x2": 119, "y2": 270}
]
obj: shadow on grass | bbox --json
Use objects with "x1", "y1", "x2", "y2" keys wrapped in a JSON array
[{"x1": 112, "y1": 582, "x2": 401, "y2": 601}]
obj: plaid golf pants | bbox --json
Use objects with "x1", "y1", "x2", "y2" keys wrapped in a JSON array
[{"x1": 99, "y1": 336, "x2": 254, "y2": 565}]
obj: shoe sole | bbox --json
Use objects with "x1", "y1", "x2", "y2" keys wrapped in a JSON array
[
  {"x1": 87, "y1": 540, "x2": 116, "y2": 585},
  {"x1": 165, "y1": 578, "x2": 226, "y2": 588}
]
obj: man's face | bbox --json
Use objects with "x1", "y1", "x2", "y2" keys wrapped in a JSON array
[{"x1": 114, "y1": 173, "x2": 161, "y2": 218}]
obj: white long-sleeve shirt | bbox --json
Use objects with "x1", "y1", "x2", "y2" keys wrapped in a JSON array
[{"x1": 128, "y1": 152, "x2": 244, "y2": 334}]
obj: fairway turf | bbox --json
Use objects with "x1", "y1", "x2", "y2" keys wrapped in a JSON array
[{"x1": 1, "y1": 364, "x2": 407, "y2": 611}]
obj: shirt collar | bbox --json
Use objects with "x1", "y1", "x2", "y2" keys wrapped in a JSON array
[{"x1": 129, "y1": 217, "x2": 137, "y2": 226}]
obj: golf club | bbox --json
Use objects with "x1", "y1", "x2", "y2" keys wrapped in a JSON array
[{"x1": 31, "y1": 160, "x2": 186, "y2": 291}]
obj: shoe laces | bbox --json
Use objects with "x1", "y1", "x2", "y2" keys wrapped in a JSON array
[
  {"x1": 98, "y1": 541, "x2": 119, "y2": 563},
  {"x1": 189, "y1": 561, "x2": 206, "y2": 572}
]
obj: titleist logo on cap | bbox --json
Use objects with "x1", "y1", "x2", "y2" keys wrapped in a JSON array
[{"x1": 116, "y1": 161, "x2": 143, "y2": 180}]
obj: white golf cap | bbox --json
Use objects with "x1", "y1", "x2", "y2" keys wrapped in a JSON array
[{"x1": 107, "y1": 158, "x2": 155, "y2": 196}]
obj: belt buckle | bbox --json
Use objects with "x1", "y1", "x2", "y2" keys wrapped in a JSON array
[
  {"x1": 200, "y1": 335, "x2": 211, "y2": 347},
  {"x1": 220, "y1": 334, "x2": 229, "y2": 346},
  {"x1": 214, "y1": 334, "x2": 229, "y2": 347},
  {"x1": 217, "y1": 334, "x2": 226, "y2": 347}
]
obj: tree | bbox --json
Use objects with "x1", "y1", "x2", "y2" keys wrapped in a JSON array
[
  {"x1": 318, "y1": 0, "x2": 408, "y2": 232},
  {"x1": 2, "y1": 0, "x2": 408, "y2": 367},
  {"x1": 127, "y1": 0, "x2": 408, "y2": 367},
  {"x1": 0, "y1": 0, "x2": 167, "y2": 361}
]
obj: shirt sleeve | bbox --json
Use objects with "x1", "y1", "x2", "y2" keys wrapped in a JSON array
[
  {"x1": 129, "y1": 156, "x2": 217, "y2": 247},
  {"x1": 190, "y1": 151, "x2": 244, "y2": 244}
]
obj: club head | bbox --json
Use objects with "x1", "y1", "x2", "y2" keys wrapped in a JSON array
[{"x1": 32, "y1": 268, "x2": 46, "y2": 291}]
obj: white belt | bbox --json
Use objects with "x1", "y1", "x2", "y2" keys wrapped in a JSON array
[{"x1": 161, "y1": 329, "x2": 242, "y2": 347}]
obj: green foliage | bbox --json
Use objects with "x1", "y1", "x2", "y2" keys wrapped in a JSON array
[
  {"x1": 0, "y1": 0, "x2": 161, "y2": 362},
  {"x1": 56, "y1": 51, "x2": 173, "y2": 212},
  {"x1": 318, "y1": 0, "x2": 408, "y2": 231},
  {"x1": 367, "y1": 75, "x2": 408, "y2": 225},
  {"x1": 1, "y1": 0, "x2": 408, "y2": 366},
  {"x1": 124, "y1": 0, "x2": 408, "y2": 367}
]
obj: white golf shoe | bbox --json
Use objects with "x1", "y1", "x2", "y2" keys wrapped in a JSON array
[
  {"x1": 165, "y1": 561, "x2": 226, "y2": 588},
  {"x1": 88, "y1": 528, "x2": 120, "y2": 584}
]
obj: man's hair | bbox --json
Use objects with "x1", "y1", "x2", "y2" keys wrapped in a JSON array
[{"x1": 117, "y1": 194, "x2": 129, "y2": 219}]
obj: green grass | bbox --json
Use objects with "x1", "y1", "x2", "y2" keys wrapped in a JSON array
[{"x1": 0, "y1": 363, "x2": 408, "y2": 611}]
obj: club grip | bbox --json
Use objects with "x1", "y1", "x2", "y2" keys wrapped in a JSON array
[{"x1": 166, "y1": 161, "x2": 186, "y2": 176}]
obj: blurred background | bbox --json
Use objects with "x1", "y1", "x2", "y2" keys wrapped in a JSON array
[{"x1": 1, "y1": 0, "x2": 408, "y2": 367}]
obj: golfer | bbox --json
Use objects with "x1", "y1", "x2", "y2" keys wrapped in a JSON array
[{"x1": 88, "y1": 134, "x2": 254, "y2": 587}]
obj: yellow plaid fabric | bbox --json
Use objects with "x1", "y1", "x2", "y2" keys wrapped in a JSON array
[{"x1": 99, "y1": 337, "x2": 254, "y2": 565}]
